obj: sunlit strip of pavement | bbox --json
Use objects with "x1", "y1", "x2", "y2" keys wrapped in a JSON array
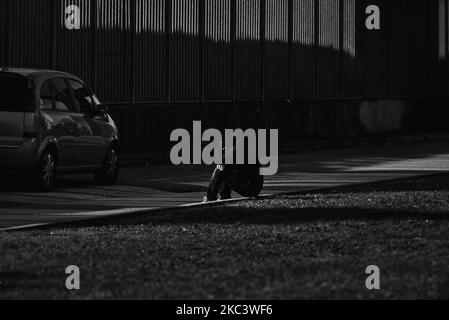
[{"x1": 0, "y1": 142, "x2": 448, "y2": 231}]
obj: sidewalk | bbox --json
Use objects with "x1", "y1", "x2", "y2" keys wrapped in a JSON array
[
  {"x1": 120, "y1": 133, "x2": 449, "y2": 166},
  {"x1": 1, "y1": 141, "x2": 449, "y2": 230}
]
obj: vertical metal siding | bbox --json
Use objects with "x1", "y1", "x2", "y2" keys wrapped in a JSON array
[
  {"x1": 342, "y1": 0, "x2": 389, "y2": 98},
  {"x1": 444, "y1": 0, "x2": 449, "y2": 96},
  {"x1": 426, "y1": 0, "x2": 447, "y2": 96},
  {"x1": 1, "y1": 0, "x2": 448, "y2": 104},
  {"x1": 95, "y1": 0, "x2": 132, "y2": 103},
  {"x1": 55, "y1": 0, "x2": 93, "y2": 87},
  {"x1": 235, "y1": 0, "x2": 261, "y2": 101},
  {"x1": 265, "y1": 0, "x2": 289, "y2": 100},
  {"x1": 8, "y1": 0, "x2": 53, "y2": 69},
  {"x1": 204, "y1": 0, "x2": 232, "y2": 101},
  {"x1": 317, "y1": 0, "x2": 340, "y2": 98},
  {"x1": 342, "y1": 0, "x2": 357, "y2": 97},
  {"x1": 387, "y1": 0, "x2": 408, "y2": 97},
  {"x1": 291, "y1": 0, "x2": 315, "y2": 99},
  {"x1": 407, "y1": 0, "x2": 427, "y2": 96},
  {"x1": 0, "y1": 0, "x2": 6, "y2": 65},
  {"x1": 134, "y1": 0, "x2": 165, "y2": 102},
  {"x1": 170, "y1": 0, "x2": 200, "y2": 101}
]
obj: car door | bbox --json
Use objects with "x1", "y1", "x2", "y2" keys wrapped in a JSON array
[
  {"x1": 39, "y1": 77, "x2": 81, "y2": 168},
  {"x1": 0, "y1": 73, "x2": 31, "y2": 149},
  {"x1": 67, "y1": 79, "x2": 109, "y2": 166}
]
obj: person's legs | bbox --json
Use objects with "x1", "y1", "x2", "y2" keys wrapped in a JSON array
[
  {"x1": 231, "y1": 165, "x2": 264, "y2": 198},
  {"x1": 219, "y1": 172, "x2": 232, "y2": 200},
  {"x1": 206, "y1": 165, "x2": 226, "y2": 201}
]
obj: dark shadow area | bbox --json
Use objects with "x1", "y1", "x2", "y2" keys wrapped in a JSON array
[
  {"x1": 312, "y1": 172, "x2": 449, "y2": 194},
  {"x1": 30, "y1": 172, "x2": 449, "y2": 230},
  {"x1": 0, "y1": 170, "x2": 205, "y2": 193},
  {"x1": 277, "y1": 142, "x2": 449, "y2": 173},
  {"x1": 0, "y1": 172, "x2": 97, "y2": 192},
  {"x1": 0, "y1": 199, "x2": 122, "y2": 211},
  {"x1": 128, "y1": 181, "x2": 205, "y2": 193},
  {"x1": 45, "y1": 203, "x2": 449, "y2": 230}
]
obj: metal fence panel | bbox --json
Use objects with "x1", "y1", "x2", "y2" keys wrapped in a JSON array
[
  {"x1": 235, "y1": 0, "x2": 261, "y2": 101},
  {"x1": 407, "y1": 0, "x2": 428, "y2": 97},
  {"x1": 341, "y1": 0, "x2": 356, "y2": 97},
  {"x1": 170, "y1": 0, "x2": 200, "y2": 101},
  {"x1": 95, "y1": 0, "x2": 132, "y2": 103},
  {"x1": 426, "y1": 0, "x2": 447, "y2": 96},
  {"x1": 445, "y1": 0, "x2": 449, "y2": 96},
  {"x1": 387, "y1": 0, "x2": 408, "y2": 97},
  {"x1": 204, "y1": 0, "x2": 232, "y2": 101},
  {"x1": 7, "y1": 0, "x2": 53, "y2": 69},
  {"x1": 134, "y1": 0, "x2": 166, "y2": 102},
  {"x1": 264, "y1": 0, "x2": 289, "y2": 100},
  {"x1": 291, "y1": 0, "x2": 315, "y2": 99},
  {"x1": 0, "y1": 1, "x2": 6, "y2": 65},
  {"x1": 345, "y1": 0, "x2": 386, "y2": 98},
  {"x1": 317, "y1": 0, "x2": 340, "y2": 98},
  {"x1": 55, "y1": 0, "x2": 93, "y2": 88},
  {"x1": 1, "y1": 0, "x2": 448, "y2": 103}
]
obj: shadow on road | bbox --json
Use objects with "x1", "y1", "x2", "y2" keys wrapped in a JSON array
[
  {"x1": 0, "y1": 173, "x2": 97, "y2": 192},
  {"x1": 40, "y1": 173, "x2": 449, "y2": 230}
]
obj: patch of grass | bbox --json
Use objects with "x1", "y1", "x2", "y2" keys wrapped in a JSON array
[{"x1": 1, "y1": 174, "x2": 449, "y2": 299}]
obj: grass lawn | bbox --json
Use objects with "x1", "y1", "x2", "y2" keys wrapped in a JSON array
[{"x1": 1, "y1": 173, "x2": 449, "y2": 299}]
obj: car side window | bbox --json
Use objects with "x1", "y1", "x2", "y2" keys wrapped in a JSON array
[
  {"x1": 52, "y1": 78, "x2": 74, "y2": 112},
  {"x1": 68, "y1": 79, "x2": 94, "y2": 114},
  {"x1": 40, "y1": 80, "x2": 53, "y2": 110}
]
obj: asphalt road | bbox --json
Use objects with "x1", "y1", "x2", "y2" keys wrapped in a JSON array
[{"x1": 1, "y1": 142, "x2": 449, "y2": 230}]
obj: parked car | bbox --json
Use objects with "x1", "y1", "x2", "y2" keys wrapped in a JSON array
[{"x1": 0, "y1": 68, "x2": 120, "y2": 190}]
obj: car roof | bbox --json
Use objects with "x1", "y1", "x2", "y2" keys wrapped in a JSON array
[{"x1": 0, "y1": 67, "x2": 81, "y2": 82}]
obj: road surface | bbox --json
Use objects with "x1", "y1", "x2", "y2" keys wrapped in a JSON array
[{"x1": 1, "y1": 142, "x2": 449, "y2": 230}]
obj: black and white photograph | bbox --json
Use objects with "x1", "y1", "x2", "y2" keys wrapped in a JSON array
[{"x1": 1, "y1": 0, "x2": 449, "y2": 307}]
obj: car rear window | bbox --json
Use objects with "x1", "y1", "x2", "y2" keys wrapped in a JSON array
[{"x1": 0, "y1": 74, "x2": 35, "y2": 112}]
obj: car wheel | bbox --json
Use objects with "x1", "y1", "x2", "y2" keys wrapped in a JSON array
[
  {"x1": 94, "y1": 147, "x2": 119, "y2": 185},
  {"x1": 34, "y1": 151, "x2": 57, "y2": 191}
]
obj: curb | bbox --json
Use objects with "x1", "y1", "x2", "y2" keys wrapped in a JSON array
[{"x1": 3, "y1": 172, "x2": 446, "y2": 232}]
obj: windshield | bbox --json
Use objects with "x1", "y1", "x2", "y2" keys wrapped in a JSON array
[{"x1": 0, "y1": 74, "x2": 35, "y2": 112}]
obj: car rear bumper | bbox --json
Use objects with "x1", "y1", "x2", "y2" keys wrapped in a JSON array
[{"x1": 0, "y1": 139, "x2": 39, "y2": 169}]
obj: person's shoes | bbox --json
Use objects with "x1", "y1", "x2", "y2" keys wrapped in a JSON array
[
  {"x1": 219, "y1": 194, "x2": 232, "y2": 200},
  {"x1": 202, "y1": 196, "x2": 217, "y2": 203}
]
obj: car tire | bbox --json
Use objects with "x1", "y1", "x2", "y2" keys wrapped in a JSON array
[
  {"x1": 94, "y1": 146, "x2": 119, "y2": 185},
  {"x1": 33, "y1": 151, "x2": 57, "y2": 191}
]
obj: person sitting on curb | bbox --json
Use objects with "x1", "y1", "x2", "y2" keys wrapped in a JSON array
[{"x1": 204, "y1": 145, "x2": 264, "y2": 202}]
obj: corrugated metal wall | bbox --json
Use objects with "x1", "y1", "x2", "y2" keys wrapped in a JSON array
[
  {"x1": 340, "y1": 0, "x2": 387, "y2": 98},
  {"x1": 1, "y1": 0, "x2": 448, "y2": 103},
  {"x1": 407, "y1": 0, "x2": 428, "y2": 97},
  {"x1": 291, "y1": 0, "x2": 315, "y2": 99},
  {"x1": 264, "y1": 0, "x2": 289, "y2": 100},
  {"x1": 96, "y1": 0, "x2": 132, "y2": 102},
  {"x1": 204, "y1": 0, "x2": 232, "y2": 101},
  {"x1": 235, "y1": 0, "x2": 261, "y2": 101},
  {"x1": 56, "y1": 0, "x2": 93, "y2": 87},
  {"x1": 317, "y1": 0, "x2": 340, "y2": 98},
  {"x1": 0, "y1": 0, "x2": 6, "y2": 65},
  {"x1": 387, "y1": 0, "x2": 407, "y2": 97},
  {"x1": 135, "y1": 0, "x2": 166, "y2": 102},
  {"x1": 170, "y1": 0, "x2": 200, "y2": 101},
  {"x1": 427, "y1": 0, "x2": 447, "y2": 96},
  {"x1": 7, "y1": 0, "x2": 53, "y2": 69}
]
